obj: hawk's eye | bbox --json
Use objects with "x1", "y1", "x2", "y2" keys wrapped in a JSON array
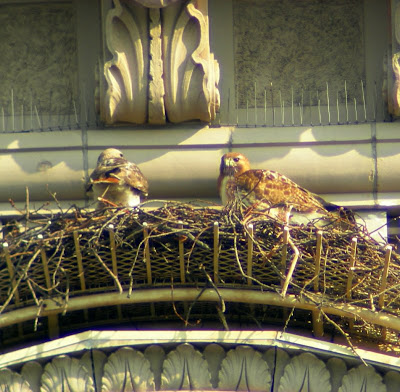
[{"x1": 233, "y1": 157, "x2": 240, "y2": 162}]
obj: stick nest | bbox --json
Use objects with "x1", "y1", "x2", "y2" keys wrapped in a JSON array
[{"x1": 1, "y1": 201, "x2": 400, "y2": 342}]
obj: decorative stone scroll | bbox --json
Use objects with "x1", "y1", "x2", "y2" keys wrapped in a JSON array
[
  {"x1": 0, "y1": 343, "x2": 398, "y2": 392},
  {"x1": 101, "y1": 0, "x2": 220, "y2": 125}
]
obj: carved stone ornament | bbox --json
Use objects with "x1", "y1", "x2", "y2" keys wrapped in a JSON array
[
  {"x1": 391, "y1": 52, "x2": 400, "y2": 117},
  {"x1": 101, "y1": 0, "x2": 220, "y2": 125},
  {"x1": 0, "y1": 343, "x2": 399, "y2": 391}
]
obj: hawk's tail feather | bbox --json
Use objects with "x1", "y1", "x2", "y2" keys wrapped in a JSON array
[{"x1": 324, "y1": 203, "x2": 356, "y2": 224}]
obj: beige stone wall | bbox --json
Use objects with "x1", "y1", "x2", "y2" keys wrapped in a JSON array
[
  {"x1": 233, "y1": 0, "x2": 365, "y2": 109},
  {"x1": 0, "y1": 3, "x2": 78, "y2": 123}
]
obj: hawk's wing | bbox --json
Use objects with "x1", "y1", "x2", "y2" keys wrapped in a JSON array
[
  {"x1": 90, "y1": 157, "x2": 149, "y2": 196},
  {"x1": 235, "y1": 169, "x2": 328, "y2": 214}
]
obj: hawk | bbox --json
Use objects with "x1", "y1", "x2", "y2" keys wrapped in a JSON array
[
  {"x1": 88, "y1": 148, "x2": 149, "y2": 208},
  {"x1": 218, "y1": 152, "x2": 353, "y2": 226}
]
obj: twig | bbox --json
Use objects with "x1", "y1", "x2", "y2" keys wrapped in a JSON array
[{"x1": 92, "y1": 249, "x2": 123, "y2": 294}]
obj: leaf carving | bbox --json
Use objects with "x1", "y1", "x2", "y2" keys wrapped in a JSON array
[
  {"x1": 203, "y1": 343, "x2": 226, "y2": 388},
  {"x1": 21, "y1": 362, "x2": 43, "y2": 392},
  {"x1": 162, "y1": 0, "x2": 220, "y2": 123},
  {"x1": 263, "y1": 348, "x2": 290, "y2": 392},
  {"x1": 326, "y1": 358, "x2": 347, "y2": 392},
  {"x1": 219, "y1": 345, "x2": 271, "y2": 391},
  {"x1": 81, "y1": 350, "x2": 107, "y2": 392},
  {"x1": 161, "y1": 343, "x2": 211, "y2": 390},
  {"x1": 0, "y1": 368, "x2": 32, "y2": 392},
  {"x1": 338, "y1": 365, "x2": 385, "y2": 392},
  {"x1": 278, "y1": 352, "x2": 331, "y2": 392},
  {"x1": 103, "y1": 0, "x2": 149, "y2": 124},
  {"x1": 144, "y1": 345, "x2": 166, "y2": 391},
  {"x1": 41, "y1": 355, "x2": 95, "y2": 392},
  {"x1": 101, "y1": 347, "x2": 155, "y2": 392}
]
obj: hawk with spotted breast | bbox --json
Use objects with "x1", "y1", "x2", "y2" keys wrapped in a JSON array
[
  {"x1": 218, "y1": 152, "x2": 353, "y2": 226},
  {"x1": 88, "y1": 148, "x2": 149, "y2": 209}
]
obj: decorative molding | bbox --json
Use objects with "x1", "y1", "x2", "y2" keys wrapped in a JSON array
[
  {"x1": 391, "y1": 52, "x2": 400, "y2": 117},
  {"x1": 41, "y1": 356, "x2": 95, "y2": 392},
  {"x1": 218, "y1": 346, "x2": 271, "y2": 391},
  {"x1": 101, "y1": 0, "x2": 220, "y2": 125},
  {"x1": 278, "y1": 352, "x2": 331, "y2": 392},
  {"x1": 103, "y1": 0, "x2": 149, "y2": 124},
  {"x1": 0, "y1": 339, "x2": 398, "y2": 392},
  {"x1": 161, "y1": 343, "x2": 212, "y2": 390},
  {"x1": 102, "y1": 347, "x2": 155, "y2": 391}
]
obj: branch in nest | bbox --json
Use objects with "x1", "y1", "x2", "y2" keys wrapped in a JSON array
[{"x1": 92, "y1": 249, "x2": 123, "y2": 294}]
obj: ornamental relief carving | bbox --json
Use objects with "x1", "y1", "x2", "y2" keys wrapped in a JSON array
[
  {"x1": 100, "y1": 0, "x2": 220, "y2": 125},
  {"x1": 0, "y1": 343, "x2": 396, "y2": 392}
]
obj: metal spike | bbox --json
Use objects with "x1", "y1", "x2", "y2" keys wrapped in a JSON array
[
  {"x1": 317, "y1": 90, "x2": 321, "y2": 125},
  {"x1": 271, "y1": 82, "x2": 275, "y2": 126},
  {"x1": 299, "y1": 102, "x2": 303, "y2": 125},
  {"x1": 254, "y1": 81, "x2": 257, "y2": 126},
  {"x1": 227, "y1": 87, "x2": 231, "y2": 125},
  {"x1": 21, "y1": 104, "x2": 24, "y2": 130},
  {"x1": 236, "y1": 83, "x2": 239, "y2": 125},
  {"x1": 73, "y1": 99, "x2": 79, "y2": 125},
  {"x1": 246, "y1": 98, "x2": 249, "y2": 125},
  {"x1": 345, "y1": 80, "x2": 349, "y2": 123},
  {"x1": 326, "y1": 82, "x2": 331, "y2": 124},
  {"x1": 35, "y1": 105, "x2": 42, "y2": 129},
  {"x1": 361, "y1": 80, "x2": 366, "y2": 121},
  {"x1": 30, "y1": 91, "x2": 33, "y2": 130},
  {"x1": 11, "y1": 89, "x2": 14, "y2": 131},
  {"x1": 291, "y1": 86, "x2": 294, "y2": 126},
  {"x1": 264, "y1": 88, "x2": 267, "y2": 126},
  {"x1": 336, "y1": 90, "x2": 340, "y2": 124},
  {"x1": 354, "y1": 97, "x2": 358, "y2": 122}
]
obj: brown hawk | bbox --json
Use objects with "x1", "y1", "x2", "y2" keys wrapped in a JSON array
[
  {"x1": 218, "y1": 152, "x2": 353, "y2": 226},
  {"x1": 88, "y1": 148, "x2": 149, "y2": 208}
]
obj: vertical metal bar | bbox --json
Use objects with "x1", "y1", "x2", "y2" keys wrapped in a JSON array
[
  {"x1": 108, "y1": 225, "x2": 122, "y2": 320},
  {"x1": 143, "y1": 222, "x2": 155, "y2": 316},
  {"x1": 39, "y1": 235, "x2": 60, "y2": 338},
  {"x1": 143, "y1": 222, "x2": 152, "y2": 284},
  {"x1": 213, "y1": 222, "x2": 219, "y2": 284},
  {"x1": 313, "y1": 231, "x2": 323, "y2": 292},
  {"x1": 247, "y1": 224, "x2": 254, "y2": 286},
  {"x1": 379, "y1": 246, "x2": 392, "y2": 309},
  {"x1": 346, "y1": 238, "x2": 357, "y2": 300},
  {"x1": 3, "y1": 243, "x2": 20, "y2": 304},
  {"x1": 3, "y1": 242, "x2": 23, "y2": 337},
  {"x1": 280, "y1": 227, "x2": 289, "y2": 289},
  {"x1": 108, "y1": 225, "x2": 118, "y2": 279},
  {"x1": 178, "y1": 221, "x2": 185, "y2": 283},
  {"x1": 73, "y1": 231, "x2": 86, "y2": 291}
]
